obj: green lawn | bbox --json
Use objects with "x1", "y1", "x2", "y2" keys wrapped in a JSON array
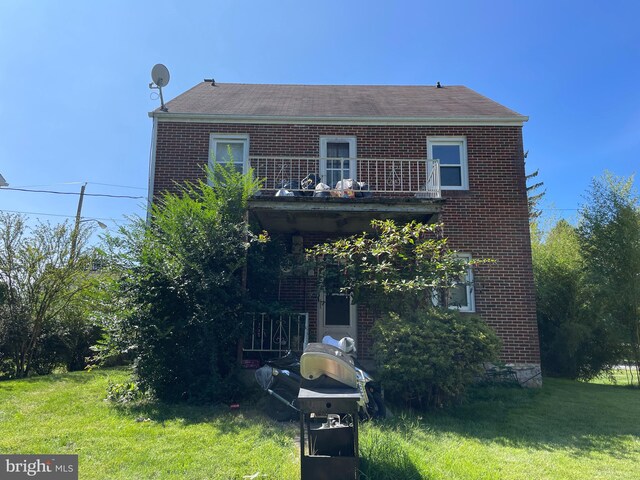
[
  {"x1": 1, "y1": 369, "x2": 638, "y2": 479},
  {"x1": 590, "y1": 367, "x2": 639, "y2": 387}
]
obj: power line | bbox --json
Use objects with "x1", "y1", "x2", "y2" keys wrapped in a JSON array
[
  {"x1": 88, "y1": 182, "x2": 147, "y2": 190},
  {"x1": 10, "y1": 181, "x2": 97, "y2": 189},
  {"x1": 11, "y1": 181, "x2": 146, "y2": 190},
  {"x1": 0, "y1": 208, "x2": 122, "y2": 222},
  {"x1": 0, "y1": 187, "x2": 146, "y2": 200}
]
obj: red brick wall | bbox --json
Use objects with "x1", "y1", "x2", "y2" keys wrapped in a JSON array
[{"x1": 153, "y1": 121, "x2": 540, "y2": 365}]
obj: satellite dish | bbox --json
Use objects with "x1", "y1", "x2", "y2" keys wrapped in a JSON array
[
  {"x1": 151, "y1": 64, "x2": 170, "y2": 87},
  {"x1": 149, "y1": 64, "x2": 170, "y2": 111}
]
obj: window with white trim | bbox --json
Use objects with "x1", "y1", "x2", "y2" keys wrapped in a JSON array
[
  {"x1": 427, "y1": 137, "x2": 468, "y2": 190},
  {"x1": 209, "y1": 134, "x2": 249, "y2": 175},
  {"x1": 320, "y1": 137, "x2": 357, "y2": 188},
  {"x1": 448, "y1": 253, "x2": 475, "y2": 312}
]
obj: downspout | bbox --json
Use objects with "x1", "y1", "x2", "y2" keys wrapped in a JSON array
[{"x1": 146, "y1": 114, "x2": 158, "y2": 223}]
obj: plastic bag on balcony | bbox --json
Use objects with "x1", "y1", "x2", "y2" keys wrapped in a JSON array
[
  {"x1": 276, "y1": 188, "x2": 295, "y2": 197},
  {"x1": 313, "y1": 182, "x2": 331, "y2": 198},
  {"x1": 356, "y1": 181, "x2": 372, "y2": 198},
  {"x1": 333, "y1": 178, "x2": 357, "y2": 198},
  {"x1": 335, "y1": 178, "x2": 355, "y2": 190},
  {"x1": 301, "y1": 173, "x2": 320, "y2": 196},
  {"x1": 276, "y1": 179, "x2": 302, "y2": 197},
  {"x1": 330, "y1": 189, "x2": 355, "y2": 198}
]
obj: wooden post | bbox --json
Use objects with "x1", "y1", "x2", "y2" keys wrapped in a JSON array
[{"x1": 69, "y1": 183, "x2": 87, "y2": 262}]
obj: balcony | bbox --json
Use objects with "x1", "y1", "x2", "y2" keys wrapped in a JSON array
[
  {"x1": 247, "y1": 157, "x2": 443, "y2": 234},
  {"x1": 248, "y1": 156, "x2": 441, "y2": 198}
]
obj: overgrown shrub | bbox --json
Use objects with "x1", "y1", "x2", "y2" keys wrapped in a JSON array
[
  {"x1": 310, "y1": 220, "x2": 482, "y2": 314},
  {"x1": 102, "y1": 163, "x2": 263, "y2": 403},
  {"x1": 373, "y1": 308, "x2": 501, "y2": 408},
  {"x1": 245, "y1": 231, "x2": 289, "y2": 313},
  {"x1": 532, "y1": 190, "x2": 637, "y2": 381},
  {"x1": 578, "y1": 172, "x2": 640, "y2": 385}
]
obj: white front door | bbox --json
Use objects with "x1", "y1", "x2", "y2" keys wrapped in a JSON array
[{"x1": 318, "y1": 289, "x2": 358, "y2": 349}]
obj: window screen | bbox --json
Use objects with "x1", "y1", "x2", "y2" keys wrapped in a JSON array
[
  {"x1": 325, "y1": 142, "x2": 351, "y2": 188},
  {"x1": 432, "y1": 144, "x2": 462, "y2": 187},
  {"x1": 214, "y1": 141, "x2": 245, "y2": 174}
]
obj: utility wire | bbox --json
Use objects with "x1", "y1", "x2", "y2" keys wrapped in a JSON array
[
  {"x1": 9, "y1": 181, "x2": 146, "y2": 191},
  {"x1": 9, "y1": 181, "x2": 85, "y2": 188},
  {"x1": 88, "y1": 182, "x2": 147, "y2": 190},
  {"x1": 0, "y1": 208, "x2": 121, "y2": 222},
  {"x1": 0, "y1": 187, "x2": 145, "y2": 200},
  {"x1": 21, "y1": 182, "x2": 148, "y2": 189}
]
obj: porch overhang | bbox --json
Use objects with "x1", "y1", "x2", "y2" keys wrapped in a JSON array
[{"x1": 248, "y1": 196, "x2": 444, "y2": 234}]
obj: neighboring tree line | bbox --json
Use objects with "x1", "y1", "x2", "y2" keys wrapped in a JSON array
[
  {"x1": 0, "y1": 215, "x2": 101, "y2": 378},
  {"x1": 532, "y1": 172, "x2": 640, "y2": 385}
]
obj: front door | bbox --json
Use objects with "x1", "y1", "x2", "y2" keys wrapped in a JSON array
[{"x1": 318, "y1": 274, "x2": 358, "y2": 349}]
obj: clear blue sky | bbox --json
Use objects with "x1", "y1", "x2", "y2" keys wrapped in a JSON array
[{"x1": 1, "y1": 0, "x2": 638, "y2": 235}]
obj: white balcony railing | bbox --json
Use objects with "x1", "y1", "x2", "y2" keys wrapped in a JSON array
[
  {"x1": 248, "y1": 157, "x2": 441, "y2": 198},
  {"x1": 244, "y1": 313, "x2": 309, "y2": 354}
]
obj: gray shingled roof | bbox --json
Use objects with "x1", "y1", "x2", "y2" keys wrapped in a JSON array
[{"x1": 157, "y1": 83, "x2": 526, "y2": 121}]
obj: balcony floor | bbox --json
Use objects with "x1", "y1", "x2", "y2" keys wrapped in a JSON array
[{"x1": 248, "y1": 195, "x2": 444, "y2": 234}]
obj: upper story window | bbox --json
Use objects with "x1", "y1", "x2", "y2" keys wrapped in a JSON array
[
  {"x1": 427, "y1": 137, "x2": 468, "y2": 190},
  {"x1": 320, "y1": 137, "x2": 357, "y2": 188},
  {"x1": 209, "y1": 134, "x2": 249, "y2": 175}
]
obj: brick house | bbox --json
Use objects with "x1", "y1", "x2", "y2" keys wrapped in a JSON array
[{"x1": 148, "y1": 82, "x2": 541, "y2": 380}]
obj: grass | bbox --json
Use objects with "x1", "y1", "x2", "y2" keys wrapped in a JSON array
[
  {"x1": 0, "y1": 368, "x2": 298, "y2": 479},
  {"x1": 1, "y1": 369, "x2": 639, "y2": 479},
  {"x1": 590, "y1": 367, "x2": 639, "y2": 387},
  {"x1": 359, "y1": 379, "x2": 640, "y2": 479}
]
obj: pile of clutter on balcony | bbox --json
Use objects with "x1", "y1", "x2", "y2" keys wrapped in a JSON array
[{"x1": 274, "y1": 173, "x2": 372, "y2": 199}]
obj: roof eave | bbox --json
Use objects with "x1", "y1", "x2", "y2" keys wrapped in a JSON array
[{"x1": 148, "y1": 111, "x2": 529, "y2": 126}]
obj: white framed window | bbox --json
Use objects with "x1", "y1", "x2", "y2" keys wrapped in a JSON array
[
  {"x1": 320, "y1": 137, "x2": 357, "y2": 188},
  {"x1": 448, "y1": 253, "x2": 475, "y2": 312},
  {"x1": 209, "y1": 134, "x2": 249, "y2": 175},
  {"x1": 427, "y1": 137, "x2": 468, "y2": 190},
  {"x1": 430, "y1": 253, "x2": 476, "y2": 312}
]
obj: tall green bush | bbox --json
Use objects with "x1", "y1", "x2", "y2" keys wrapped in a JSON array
[
  {"x1": 532, "y1": 220, "x2": 619, "y2": 378},
  {"x1": 532, "y1": 172, "x2": 640, "y2": 384},
  {"x1": 578, "y1": 172, "x2": 640, "y2": 385},
  {"x1": 104, "y1": 163, "x2": 263, "y2": 402},
  {"x1": 373, "y1": 308, "x2": 501, "y2": 408}
]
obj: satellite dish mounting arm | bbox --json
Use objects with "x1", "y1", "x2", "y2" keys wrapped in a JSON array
[{"x1": 150, "y1": 64, "x2": 170, "y2": 112}]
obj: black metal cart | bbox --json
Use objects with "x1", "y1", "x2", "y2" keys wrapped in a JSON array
[{"x1": 298, "y1": 387, "x2": 361, "y2": 479}]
